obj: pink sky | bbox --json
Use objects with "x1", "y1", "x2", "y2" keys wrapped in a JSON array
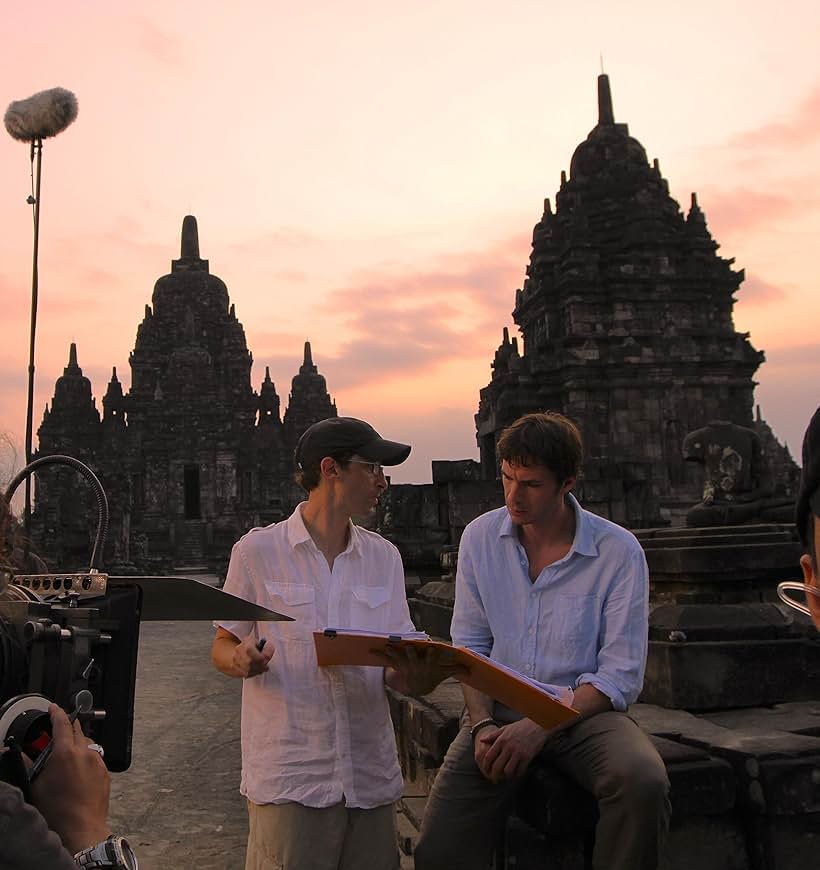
[{"x1": 1, "y1": 1, "x2": 819, "y2": 485}]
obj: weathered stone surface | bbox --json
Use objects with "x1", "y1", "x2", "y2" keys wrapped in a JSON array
[
  {"x1": 394, "y1": 692, "x2": 820, "y2": 867},
  {"x1": 681, "y1": 420, "x2": 795, "y2": 527},
  {"x1": 473, "y1": 74, "x2": 797, "y2": 528},
  {"x1": 702, "y1": 702, "x2": 820, "y2": 736},
  {"x1": 33, "y1": 220, "x2": 337, "y2": 570},
  {"x1": 660, "y1": 815, "x2": 750, "y2": 870},
  {"x1": 644, "y1": 638, "x2": 820, "y2": 709}
]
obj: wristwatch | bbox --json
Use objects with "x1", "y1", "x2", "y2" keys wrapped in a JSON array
[{"x1": 74, "y1": 835, "x2": 138, "y2": 869}]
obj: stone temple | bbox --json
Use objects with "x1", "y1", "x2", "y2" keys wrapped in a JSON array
[
  {"x1": 475, "y1": 75, "x2": 795, "y2": 528},
  {"x1": 31, "y1": 75, "x2": 799, "y2": 573},
  {"x1": 31, "y1": 216, "x2": 338, "y2": 570}
]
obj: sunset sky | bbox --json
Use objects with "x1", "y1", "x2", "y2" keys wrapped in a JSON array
[{"x1": 1, "y1": 0, "x2": 819, "y2": 486}]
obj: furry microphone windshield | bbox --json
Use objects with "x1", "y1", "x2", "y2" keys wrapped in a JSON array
[{"x1": 4, "y1": 87, "x2": 78, "y2": 141}]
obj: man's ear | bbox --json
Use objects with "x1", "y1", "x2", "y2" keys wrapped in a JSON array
[
  {"x1": 319, "y1": 456, "x2": 339, "y2": 480},
  {"x1": 799, "y1": 553, "x2": 820, "y2": 629},
  {"x1": 560, "y1": 476, "x2": 577, "y2": 497}
]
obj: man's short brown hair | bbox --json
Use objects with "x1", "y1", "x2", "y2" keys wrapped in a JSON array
[
  {"x1": 497, "y1": 412, "x2": 583, "y2": 484},
  {"x1": 294, "y1": 450, "x2": 354, "y2": 492}
]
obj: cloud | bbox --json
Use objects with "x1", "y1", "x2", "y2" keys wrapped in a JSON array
[
  {"x1": 736, "y1": 273, "x2": 787, "y2": 306},
  {"x1": 729, "y1": 84, "x2": 820, "y2": 151},
  {"x1": 135, "y1": 19, "x2": 185, "y2": 69},
  {"x1": 696, "y1": 188, "x2": 801, "y2": 236},
  {"x1": 245, "y1": 232, "x2": 529, "y2": 395},
  {"x1": 309, "y1": 233, "x2": 528, "y2": 389},
  {"x1": 761, "y1": 342, "x2": 820, "y2": 367},
  {"x1": 226, "y1": 228, "x2": 320, "y2": 254}
]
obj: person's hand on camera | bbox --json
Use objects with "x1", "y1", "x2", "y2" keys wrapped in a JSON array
[{"x1": 28, "y1": 704, "x2": 111, "y2": 855}]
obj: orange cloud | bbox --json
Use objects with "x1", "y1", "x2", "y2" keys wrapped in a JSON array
[
  {"x1": 736, "y1": 273, "x2": 787, "y2": 306},
  {"x1": 729, "y1": 84, "x2": 820, "y2": 151},
  {"x1": 696, "y1": 188, "x2": 801, "y2": 236}
]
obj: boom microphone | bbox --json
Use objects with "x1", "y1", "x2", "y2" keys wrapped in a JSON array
[{"x1": 4, "y1": 87, "x2": 78, "y2": 141}]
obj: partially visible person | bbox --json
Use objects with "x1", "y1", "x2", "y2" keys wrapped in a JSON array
[
  {"x1": 791, "y1": 406, "x2": 820, "y2": 628},
  {"x1": 212, "y1": 417, "x2": 453, "y2": 870},
  {"x1": 1, "y1": 509, "x2": 136, "y2": 869},
  {"x1": 415, "y1": 411, "x2": 670, "y2": 870},
  {"x1": 0, "y1": 704, "x2": 115, "y2": 869}
]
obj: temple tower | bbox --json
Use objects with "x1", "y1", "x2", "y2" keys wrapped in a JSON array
[
  {"x1": 282, "y1": 341, "x2": 337, "y2": 444},
  {"x1": 32, "y1": 218, "x2": 341, "y2": 568},
  {"x1": 476, "y1": 75, "x2": 766, "y2": 526}
]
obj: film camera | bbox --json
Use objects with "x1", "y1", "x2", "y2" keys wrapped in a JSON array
[{"x1": 0, "y1": 454, "x2": 287, "y2": 792}]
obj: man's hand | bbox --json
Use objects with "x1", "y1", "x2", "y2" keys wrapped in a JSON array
[
  {"x1": 28, "y1": 704, "x2": 111, "y2": 855},
  {"x1": 212, "y1": 628, "x2": 274, "y2": 678},
  {"x1": 476, "y1": 718, "x2": 548, "y2": 784},
  {"x1": 379, "y1": 644, "x2": 466, "y2": 697},
  {"x1": 231, "y1": 632, "x2": 274, "y2": 678}
]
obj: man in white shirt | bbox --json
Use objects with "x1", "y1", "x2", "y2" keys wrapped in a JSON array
[{"x1": 212, "y1": 417, "x2": 449, "y2": 870}]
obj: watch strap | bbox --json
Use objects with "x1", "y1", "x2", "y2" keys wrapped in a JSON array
[{"x1": 74, "y1": 835, "x2": 137, "y2": 869}]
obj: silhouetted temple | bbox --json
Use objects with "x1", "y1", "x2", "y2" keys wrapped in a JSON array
[
  {"x1": 32, "y1": 216, "x2": 337, "y2": 569},
  {"x1": 475, "y1": 74, "x2": 793, "y2": 527}
]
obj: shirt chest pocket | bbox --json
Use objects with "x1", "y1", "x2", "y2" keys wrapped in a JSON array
[
  {"x1": 263, "y1": 581, "x2": 316, "y2": 639},
  {"x1": 539, "y1": 593, "x2": 599, "y2": 656},
  {"x1": 349, "y1": 585, "x2": 392, "y2": 632}
]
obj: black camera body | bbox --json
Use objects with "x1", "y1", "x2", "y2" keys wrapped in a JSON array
[
  {"x1": 0, "y1": 456, "x2": 288, "y2": 789},
  {"x1": 0, "y1": 573, "x2": 141, "y2": 772}
]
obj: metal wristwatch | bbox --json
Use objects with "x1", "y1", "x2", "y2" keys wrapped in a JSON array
[{"x1": 73, "y1": 835, "x2": 138, "y2": 869}]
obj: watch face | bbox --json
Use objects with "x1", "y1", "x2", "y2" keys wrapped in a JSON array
[{"x1": 115, "y1": 838, "x2": 138, "y2": 870}]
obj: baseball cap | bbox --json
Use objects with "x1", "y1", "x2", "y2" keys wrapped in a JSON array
[
  {"x1": 295, "y1": 417, "x2": 411, "y2": 469},
  {"x1": 796, "y1": 406, "x2": 820, "y2": 545}
]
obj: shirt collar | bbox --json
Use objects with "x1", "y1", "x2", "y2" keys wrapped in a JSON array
[
  {"x1": 499, "y1": 493, "x2": 598, "y2": 558},
  {"x1": 286, "y1": 502, "x2": 362, "y2": 555}
]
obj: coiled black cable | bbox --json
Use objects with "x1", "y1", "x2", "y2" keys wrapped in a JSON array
[{"x1": 4, "y1": 455, "x2": 109, "y2": 572}]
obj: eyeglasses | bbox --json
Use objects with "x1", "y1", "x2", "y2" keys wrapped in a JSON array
[
  {"x1": 348, "y1": 459, "x2": 385, "y2": 478},
  {"x1": 777, "y1": 581, "x2": 820, "y2": 618}
]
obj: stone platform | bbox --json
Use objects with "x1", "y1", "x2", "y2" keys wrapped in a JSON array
[{"x1": 389, "y1": 680, "x2": 820, "y2": 870}]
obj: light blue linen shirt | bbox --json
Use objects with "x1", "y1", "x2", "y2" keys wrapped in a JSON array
[{"x1": 450, "y1": 494, "x2": 649, "y2": 712}]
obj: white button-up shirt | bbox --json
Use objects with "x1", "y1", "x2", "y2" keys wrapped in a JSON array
[
  {"x1": 451, "y1": 495, "x2": 649, "y2": 712},
  {"x1": 217, "y1": 503, "x2": 414, "y2": 808}
]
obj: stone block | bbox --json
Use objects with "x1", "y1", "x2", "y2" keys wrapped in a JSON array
[
  {"x1": 702, "y1": 702, "x2": 820, "y2": 737},
  {"x1": 660, "y1": 814, "x2": 750, "y2": 870},
  {"x1": 646, "y1": 541, "x2": 803, "y2": 585},
  {"x1": 504, "y1": 815, "x2": 588, "y2": 870},
  {"x1": 745, "y1": 813, "x2": 820, "y2": 870},
  {"x1": 644, "y1": 638, "x2": 817, "y2": 709},
  {"x1": 652, "y1": 736, "x2": 736, "y2": 816},
  {"x1": 409, "y1": 598, "x2": 454, "y2": 640},
  {"x1": 649, "y1": 603, "x2": 799, "y2": 642}
]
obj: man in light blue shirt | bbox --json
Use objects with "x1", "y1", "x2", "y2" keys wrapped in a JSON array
[{"x1": 415, "y1": 412, "x2": 670, "y2": 870}]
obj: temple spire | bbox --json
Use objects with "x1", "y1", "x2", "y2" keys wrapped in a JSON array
[
  {"x1": 304, "y1": 341, "x2": 313, "y2": 368},
  {"x1": 597, "y1": 74, "x2": 614, "y2": 125},
  {"x1": 66, "y1": 342, "x2": 80, "y2": 373},
  {"x1": 172, "y1": 215, "x2": 208, "y2": 272},
  {"x1": 181, "y1": 215, "x2": 200, "y2": 259}
]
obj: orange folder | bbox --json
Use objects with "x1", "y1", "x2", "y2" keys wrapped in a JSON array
[{"x1": 313, "y1": 629, "x2": 579, "y2": 731}]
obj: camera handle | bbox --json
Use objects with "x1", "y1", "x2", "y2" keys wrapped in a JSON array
[{"x1": 4, "y1": 455, "x2": 109, "y2": 572}]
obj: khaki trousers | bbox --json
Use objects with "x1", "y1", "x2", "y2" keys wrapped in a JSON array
[
  {"x1": 245, "y1": 800, "x2": 399, "y2": 870},
  {"x1": 414, "y1": 711, "x2": 670, "y2": 870}
]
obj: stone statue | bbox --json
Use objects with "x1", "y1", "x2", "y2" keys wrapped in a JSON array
[{"x1": 682, "y1": 420, "x2": 794, "y2": 526}]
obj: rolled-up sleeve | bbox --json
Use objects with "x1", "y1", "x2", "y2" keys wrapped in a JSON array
[
  {"x1": 575, "y1": 547, "x2": 649, "y2": 710},
  {"x1": 450, "y1": 525, "x2": 495, "y2": 656},
  {"x1": 215, "y1": 541, "x2": 257, "y2": 640}
]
